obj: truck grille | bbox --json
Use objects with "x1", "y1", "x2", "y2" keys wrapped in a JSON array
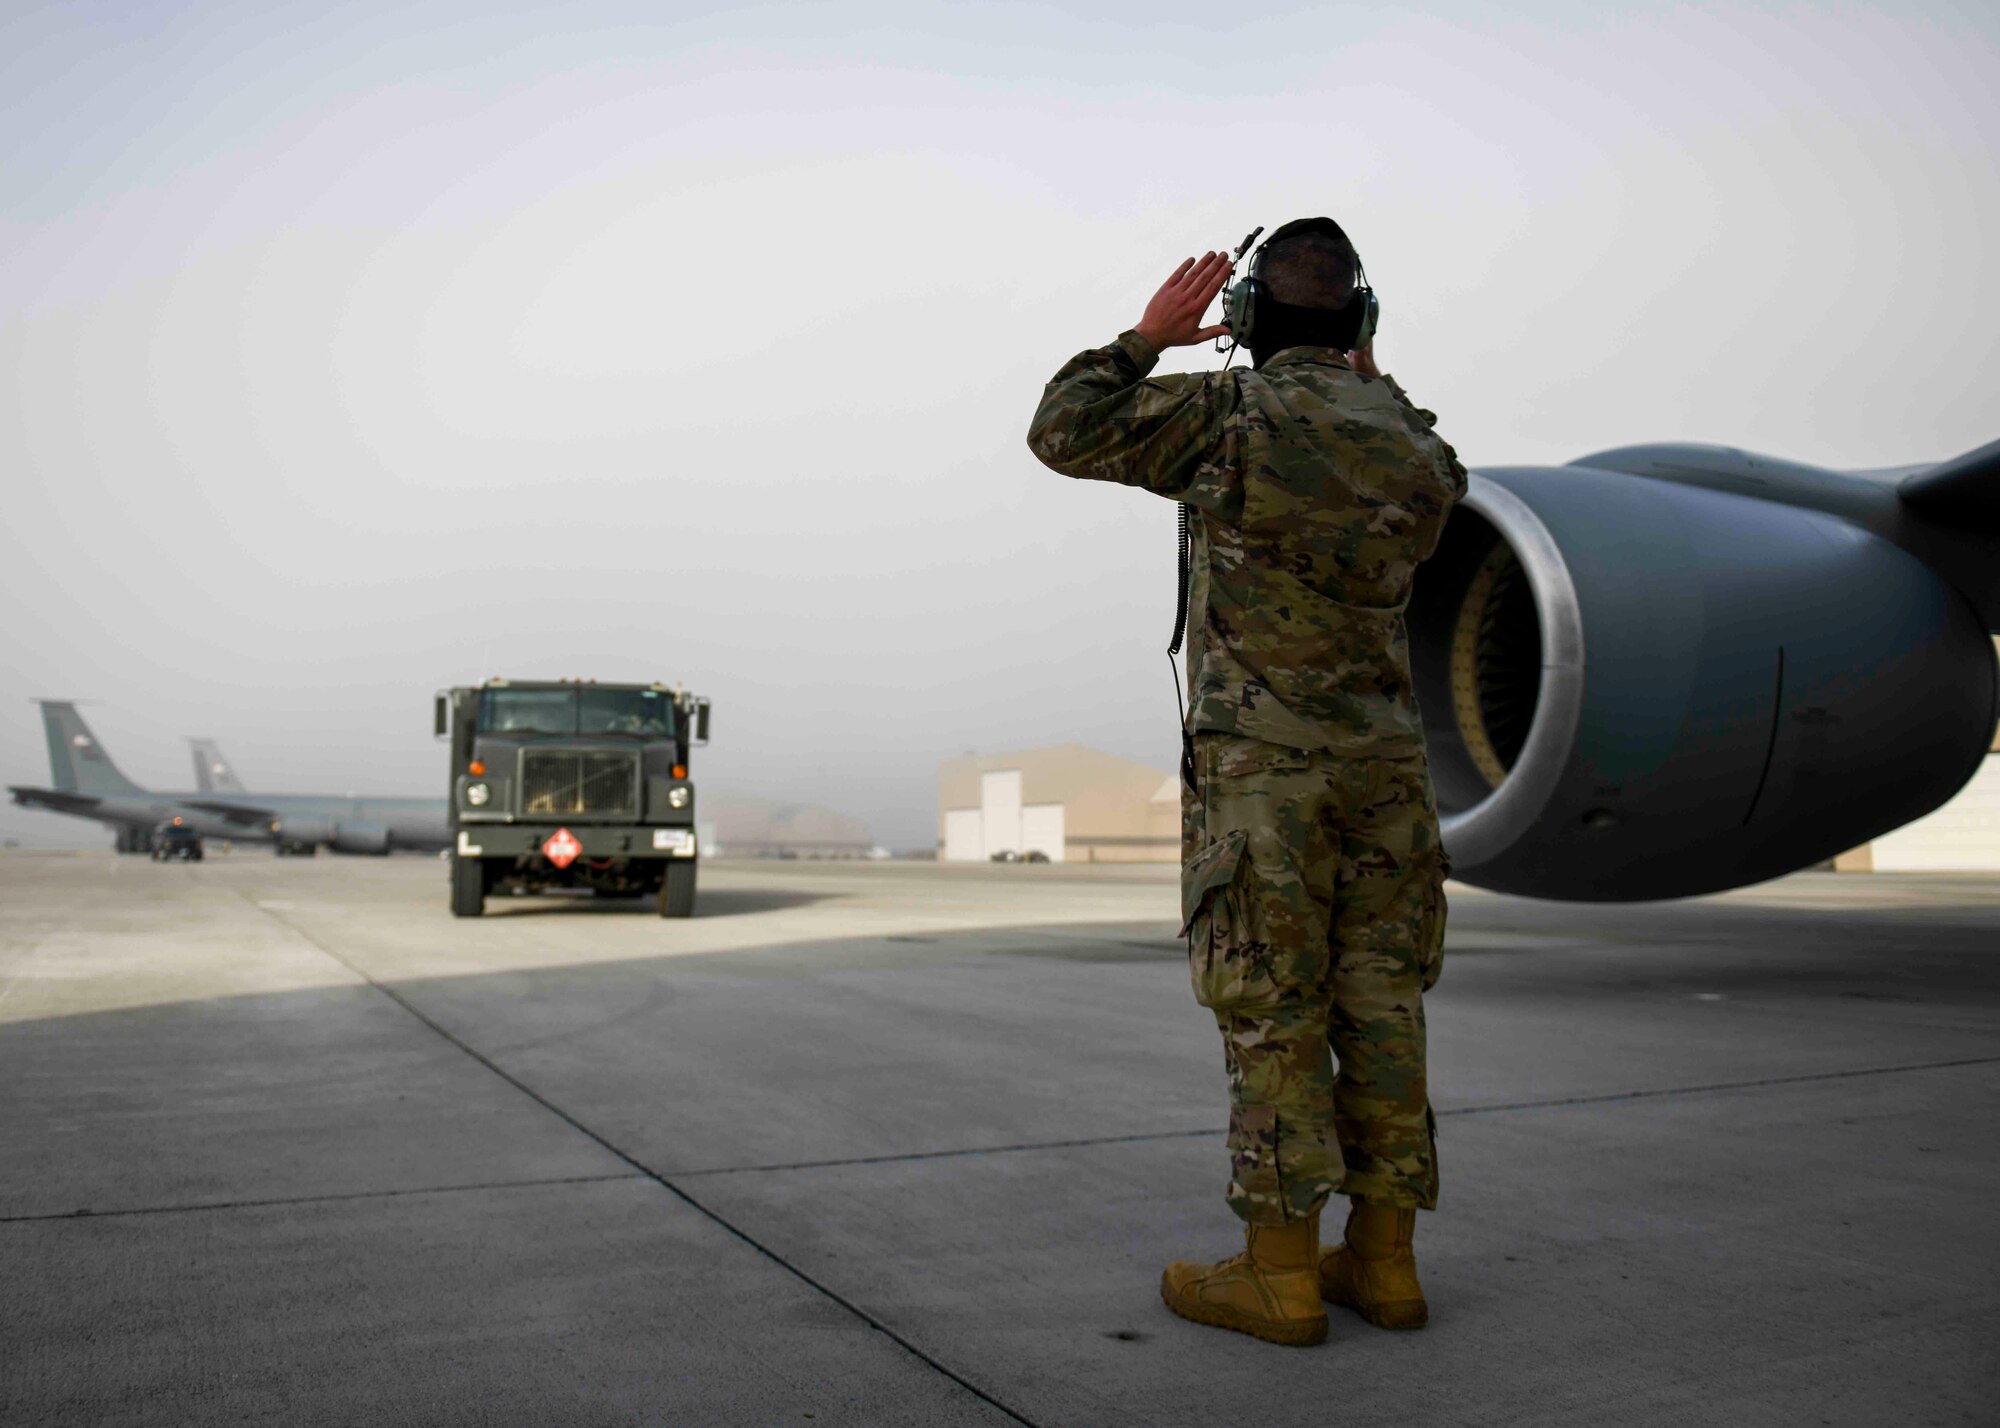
[{"x1": 519, "y1": 751, "x2": 639, "y2": 818}]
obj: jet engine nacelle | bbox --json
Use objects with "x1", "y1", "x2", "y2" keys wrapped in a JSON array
[
  {"x1": 1411, "y1": 469, "x2": 1997, "y2": 900},
  {"x1": 328, "y1": 821, "x2": 390, "y2": 855},
  {"x1": 267, "y1": 814, "x2": 390, "y2": 854},
  {"x1": 272, "y1": 815, "x2": 334, "y2": 848}
]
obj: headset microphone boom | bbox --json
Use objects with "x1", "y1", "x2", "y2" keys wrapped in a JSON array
[{"x1": 1216, "y1": 217, "x2": 1378, "y2": 367}]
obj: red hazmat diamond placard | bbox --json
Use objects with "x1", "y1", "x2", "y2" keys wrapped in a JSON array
[{"x1": 542, "y1": 827, "x2": 582, "y2": 869}]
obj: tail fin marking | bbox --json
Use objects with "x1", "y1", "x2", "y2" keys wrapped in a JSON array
[
  {"x1": 189, "y1": 738, "x2": 248, "y2": 794},
  {"x1": 37, "y1": 702, "x2": 148, "y2": 798}
]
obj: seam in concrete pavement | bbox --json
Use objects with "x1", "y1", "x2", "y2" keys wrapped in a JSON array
[
  {"x1": 675, "y1": 1052, "x2": 2000, "y2": 1179},
  {"x1": 677, "y1": 1126, "x2": 1233, "y2": 1178},
  {"x1": 0, "y1": 1172, "x2": 647, "y2": 1226},
  {"x1": 240, "y1": 894, "x2": 1044, "y2": 1428},
  {"x1": 1440, "y1": 1054, "x2": 2000, "y2": 1116},
  {"x1": 32, "y1": 1054, "x2": 1981, "y2": 1222}
]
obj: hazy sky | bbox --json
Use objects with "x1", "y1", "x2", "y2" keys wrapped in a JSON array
[{"x1": 4, "y1": 0, "x2": 1996, "y2": 849}]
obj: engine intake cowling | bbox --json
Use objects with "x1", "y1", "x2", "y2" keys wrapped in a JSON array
[{"x1": 1409, "y1": 469, "x2": 1997, "y2": 900}]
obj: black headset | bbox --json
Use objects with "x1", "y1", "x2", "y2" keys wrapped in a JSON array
[{"x1": 1219, "y1": 216, "x2": 1378, "y2": 356}]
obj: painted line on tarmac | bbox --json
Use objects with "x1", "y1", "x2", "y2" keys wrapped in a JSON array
[
  {"x1": 0, "y1": 1172, "x2": 645, "y2": 1226},
  {"x1": 678, "y1": 1052, "x2": 2000, "y2": 1178},
  {"x1": 241, "y1": 893, "x2": 1043, "y2": 1428}
]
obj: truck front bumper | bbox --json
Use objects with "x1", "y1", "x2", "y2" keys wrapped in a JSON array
[{"x1": 455, "y1": 827, "x2": 696, "y2": 859}]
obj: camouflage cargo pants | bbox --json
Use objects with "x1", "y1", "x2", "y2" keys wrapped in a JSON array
[{"x1": 1181, "y1": 732, "x2": 1446, "y2": 1225}]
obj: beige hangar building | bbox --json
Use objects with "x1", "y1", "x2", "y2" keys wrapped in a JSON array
[
  {"x1": 939, "y1": 687, "x2": 2000, "y2": 872},
  {"x1": 1840, "y1": 702, "x2": 2000, "y2": 872},
  {"x1": 938, "y1": 745, "x2": 1178, "y2": 864}
]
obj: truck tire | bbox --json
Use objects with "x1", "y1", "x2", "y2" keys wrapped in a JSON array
[
  {"x1": 659, "y1": 860, "x2": 696, "y2": 918},
  {"x1": 450, "y1": 854, "x2": 485, "y2": 918}
]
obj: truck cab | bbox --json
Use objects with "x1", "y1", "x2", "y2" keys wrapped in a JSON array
[
  {"x1": 436, "y1": 679, "x2": 711, "y2": 918},
  {"x1": 150, "y1": 817, "x2": 204, "y2": 862}
]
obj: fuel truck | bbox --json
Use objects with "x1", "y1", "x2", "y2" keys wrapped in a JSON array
[{"x1": 437, "y1": 679, "x2": 711, "y2": 918}]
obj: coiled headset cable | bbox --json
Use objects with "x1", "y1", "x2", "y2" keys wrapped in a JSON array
[{"x1": 1170, "y1": 502, "x2": 1196, "y2": 790}]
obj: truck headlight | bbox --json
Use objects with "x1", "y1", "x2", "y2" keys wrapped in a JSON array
[
  {"x1": 667, "y1": 786, "x2": 690, "y2": 809},
  {"x1": 466, "y1": 782, "x2": 490, "y2": 807}
]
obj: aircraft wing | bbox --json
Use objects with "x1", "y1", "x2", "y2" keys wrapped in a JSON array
[
  {"x1": 182, "y1": 799, "x2": 280, "y2": 828},
  {"x1": 8, "y1": 785, "x2": 103, "y2": 815}
]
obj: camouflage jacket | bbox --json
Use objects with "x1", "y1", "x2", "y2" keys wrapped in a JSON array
[{"x1": 1027, "y1": 330, "x2": 1467, "y2": 758}]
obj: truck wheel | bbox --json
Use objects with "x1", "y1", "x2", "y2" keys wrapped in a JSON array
[
  {"x1": 450, "y1": 854, "x2": 486, "y2": 918},
  {"x1": 659, "y1": 860, "x2": 696, "y2": 918}
]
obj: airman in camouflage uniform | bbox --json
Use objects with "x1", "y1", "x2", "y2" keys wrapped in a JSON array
[{"x1": 1027, "y1": 231, "x2": 1465, "y2": 1346}]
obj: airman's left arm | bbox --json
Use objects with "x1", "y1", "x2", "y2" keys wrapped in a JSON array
[{"x1": 1352, "y1": 341, "x2": 1470, "y2": 501}]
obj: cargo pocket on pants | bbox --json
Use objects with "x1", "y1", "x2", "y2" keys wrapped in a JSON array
[
  {"x1": 1181, "y1": 829, "x2": 1260, "y2": 1011},
  {"x1": 1419, "y1": 872, "x2": 1447, "y2": 993}
]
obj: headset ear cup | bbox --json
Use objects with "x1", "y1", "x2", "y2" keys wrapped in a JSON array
[
  {"x1": 1226, "y1": 276, "x2": 1257, "y2": 347},
  {"x1": 1353, "y1": 289, "x2": 1379, "y2": 350}
]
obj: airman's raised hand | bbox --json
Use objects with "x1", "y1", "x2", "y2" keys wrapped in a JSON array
[{"x1": 1134, "y1": 251, "x2": 1234, "y2": 352}]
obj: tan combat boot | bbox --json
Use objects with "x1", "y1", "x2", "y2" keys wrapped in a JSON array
[
  {"x1": 1318, "y1": 1199, "x2": 1427, "y2": 1329},
  {"x1": 1161, "y1": 1215, "x2": 1329, "y2": 1347}
]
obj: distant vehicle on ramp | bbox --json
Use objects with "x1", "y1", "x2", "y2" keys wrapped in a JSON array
[
  {"x1": 150, "y1": 818, "x2": 203, "y2": 862},
  {"x1": 8, "y1": 702, "x2": 448, "y2": 856},
  {"x1": 440, "y1": 678, "x2": 711, "y2": 918}
]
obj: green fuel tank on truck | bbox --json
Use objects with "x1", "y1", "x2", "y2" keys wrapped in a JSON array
[{"x1": 436, "y1": 679, "x2": 712, "y2": 919}]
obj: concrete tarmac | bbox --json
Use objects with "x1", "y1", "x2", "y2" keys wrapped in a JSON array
[{"x1": 2, "y1": 851, "x2": 1996, "y2": 1426}]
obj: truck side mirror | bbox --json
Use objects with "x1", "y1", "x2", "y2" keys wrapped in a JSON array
[
  {"x1": 695, "y1": 699, "x2": 711, "y2": 744},
  {"x1": 434, "y1": 694, "x2": 448, "y2": 739}
]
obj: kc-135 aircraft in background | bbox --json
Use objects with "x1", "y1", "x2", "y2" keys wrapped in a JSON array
[{"x1": 9, "y1": 702, "x2": 447, "y2": 855}]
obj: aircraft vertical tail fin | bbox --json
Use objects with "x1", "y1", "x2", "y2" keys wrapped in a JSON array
[
  {"x1": 189, "y1": 738, "x2": 248, "y2": 794},
  {"x1": 38, "y1": 702, "x2": 148, "y2": 797}
]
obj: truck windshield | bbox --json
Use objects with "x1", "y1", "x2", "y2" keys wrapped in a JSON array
[
  {"x1": 581, "y1": 688, "x2": 674, "y2": 736},
  {"x1": 478, "y1": 688, "x2": 675, "y2": 737}
]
